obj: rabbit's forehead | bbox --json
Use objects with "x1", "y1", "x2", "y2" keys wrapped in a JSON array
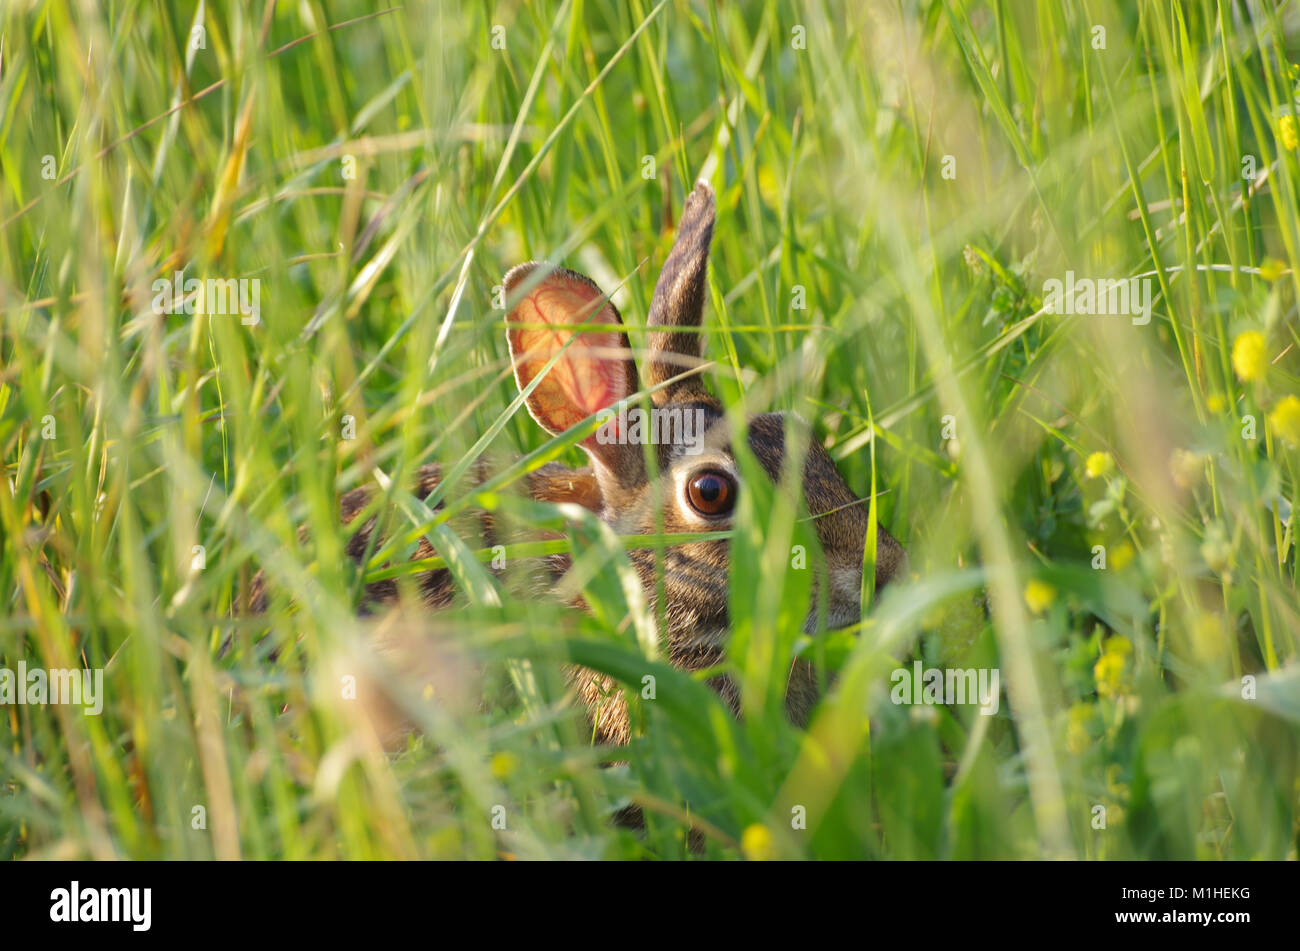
[
  {"x1": 658, "y1": 409, "x2": 821, "y2": 475},
  {"x1": 652, "y1": 402, "x2": 729, "y2": 466}
]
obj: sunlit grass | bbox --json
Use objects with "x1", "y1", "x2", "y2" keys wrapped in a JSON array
[{"x1": 1, "y1": 0, "x2": 1297, "y2": 860}]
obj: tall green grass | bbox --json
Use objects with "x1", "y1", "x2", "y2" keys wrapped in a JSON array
[{"x1": 1, "y1": 0, "x2": 1297, "y2": 859}]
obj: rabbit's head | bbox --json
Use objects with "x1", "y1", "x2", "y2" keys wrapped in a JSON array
[{"x1": 504, "y1": 180, "x2": 905, "y2": 692}]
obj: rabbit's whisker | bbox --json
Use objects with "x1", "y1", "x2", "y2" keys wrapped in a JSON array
[{"x1": 799, "y1": 490, "x2": 892, "y2": 522}]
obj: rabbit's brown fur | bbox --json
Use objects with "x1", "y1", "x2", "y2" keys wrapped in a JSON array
[{"x1": 254, "y1": 180, "x2": 905, "y2": 746}]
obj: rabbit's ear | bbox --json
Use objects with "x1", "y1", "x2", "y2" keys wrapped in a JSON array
[
  {"x1": 647, "y1": 179, "x2": 715, "y2": 405},
  {"x1": 504, "y1": 263, "x2": 646, "y2": 483}
]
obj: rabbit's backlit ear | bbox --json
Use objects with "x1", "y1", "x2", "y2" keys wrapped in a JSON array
[
  {"x1": 647, "y1": 178, "x2": 715, "y2": 405},
  {"x1": 504, "y1": 262, "x2": 638, "y2": 440}
]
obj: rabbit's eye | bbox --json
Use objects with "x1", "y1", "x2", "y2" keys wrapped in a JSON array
[{"x1": 685, "y1": 469, "x2": 736, "y2": 518}]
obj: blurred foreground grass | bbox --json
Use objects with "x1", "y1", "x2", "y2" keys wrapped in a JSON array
[{"x1": 1, "y1": 0, "x2": 1298, "y2": 859}]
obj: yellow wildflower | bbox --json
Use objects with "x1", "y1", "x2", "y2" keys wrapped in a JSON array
[
  {"x1": 1268, "y1": 394, "x2": 1300, "y2": 446},
  {"x1": 1094, "y1": 636, "x2": 1132, "y2": 698},
  {"x1": 1280, "y1": 115, "x2": 1299, "y2": 151},
  {"x1": 1024, "y1": 579, "x2": 1057, "y2": 615},
  {"x1": 1257, "y1": 258, "x2": 1286, "y2": 282},
  {"x1": 490, "y1": 751, "x2": 518, "y2": 780},
  {"x1": 1084, "y1": 451, "x2": 1114, "y2": 479},
  {"x1": 741, "y1": 823, "x2": 774, "y2": 861},
  {"x1": 1094, "y1": 654, "x2": 1125, "y2": 698},
  {"x1": 1231, "y1": 331, "x2": 1268, "y2": 382}
]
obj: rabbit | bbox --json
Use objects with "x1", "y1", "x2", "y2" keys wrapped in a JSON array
[{"x1": 251, "y1": 179, "x2": 906, "y2": 746}]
